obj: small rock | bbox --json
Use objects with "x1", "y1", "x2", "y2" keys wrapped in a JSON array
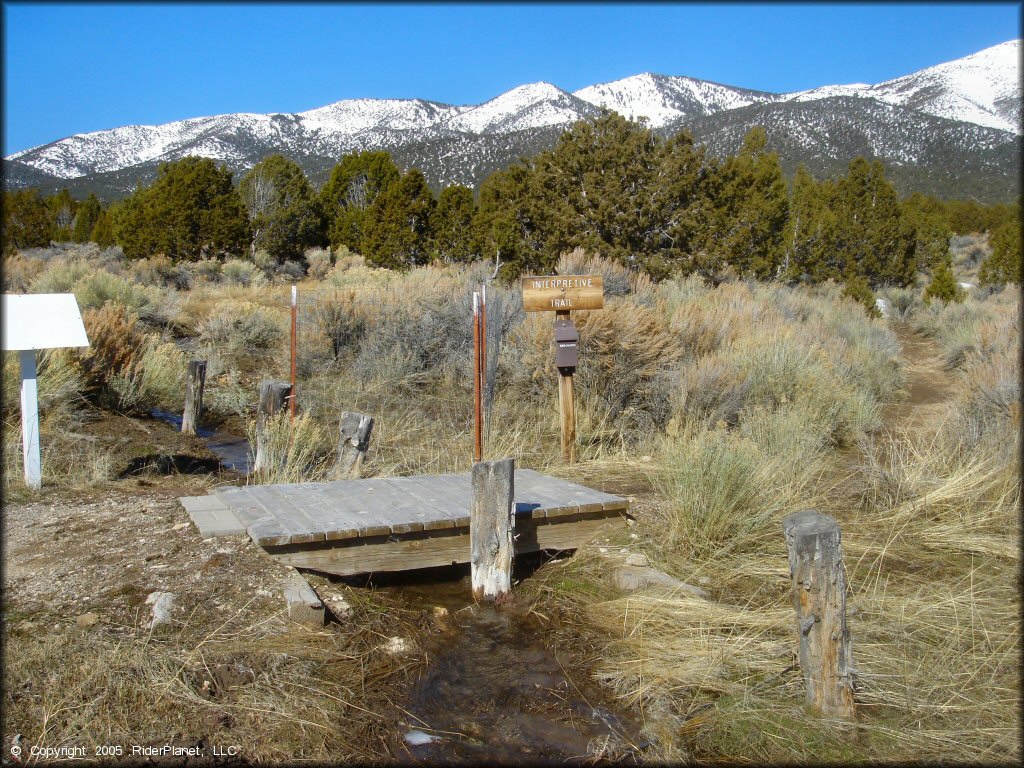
[
  {"x1": 611, "y1": 565, "x2": 710, "y2": 599},
  {"x1": 76, "y1": 612, "x2": 100, "y2": 627},
  {"x1": 623, "y1": 552, "x2": 649, "y2": 568},
  {"x1": 172, "y1": 522, "x2": 190, "y2": 532},
  {"x1": 145, "y1": 591, "x2": 176, "y2": 628},
  {"x1": 640, "y1": 455, "x2": 652, "y2": 462},
  {"x1": 404, "y1": 730, "x2": 438, "y2": 746},
  {"x1": 432, "y1": 605, "x2": 448, "y2": 618},
  {"x1": 383, "y1": 636, "x2": 411, "y2": 655},
  {"x1": 320, "y1": 590, "x2": 354, "y2": 620}
]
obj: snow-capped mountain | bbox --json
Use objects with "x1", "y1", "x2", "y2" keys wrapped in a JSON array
[
  {"x1": 4, "y1": 40, "x2": 1019, "y2": 202},
  {"x1": 573, "y1": 73, "x2": 782, "y2": 128},
  {"x1": 781, "y1": 39, "x2": 1020, "y2": 133}
]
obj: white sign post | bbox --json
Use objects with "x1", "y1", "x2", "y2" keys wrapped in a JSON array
[{"x1": 2, "y1": 294, "x2": 90, "y2": 489}]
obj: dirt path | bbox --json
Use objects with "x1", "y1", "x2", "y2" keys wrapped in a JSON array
[{"x1": 882, "y1": 323, "x2": 956, "y2": 435}]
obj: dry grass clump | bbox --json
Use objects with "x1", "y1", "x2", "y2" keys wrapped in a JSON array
[
  {"x1": 3, "y1": 591, "x2": 423, "y2": 762},
  {"x1": 247, "y1": 412, "x2": 336, "y2": 485},
  {"x1": 74, "y1": 303, "x2": 147, "y2": 397},
  {"x1": 196, "y1": 299, "x2": 286, "y2": 373},
  {"x1": 127, "y1": 253, "x2": 192, "y2": 289},
  {"x1": 2, "y1": 252, "x2": 47, "y2": 291},
  {"x1": 221, "y1": 257, "x2": 268, "y2": 287}
]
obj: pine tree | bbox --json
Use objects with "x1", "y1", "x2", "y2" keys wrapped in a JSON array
[
  {"x1": 319, "y1": 151, "x2": 401, "y2": 252},
  {"x1": 112, "y1": 156, "x2": 249, "y2": 261},
  {"x1": 924, "y1": 258, "x2": 965, "y2": 304},
  {"x1": 829, "y1": 158, "x2": 916, "y2": 287},
  {"x1": 703, "y1": 128, "x2": 789, "y2": 279},
  {"x1": 978, "y1": 219, "x2": 1022, "y2": 286},
  {"x1": 431, "y1": 185, "x2": 477, "y2": 263},
  {"x1": 784, "y1": 166, "x2": 836, "y2": 282},
  {"x1": 239, "y1": 155, "x2": 326, "y2": 263},
  {"x1": 71, "y1": 193, "x2": 103, "y2": 243},
  {"x1": 47, "y1": 189, "x2": 77, "y2": 242},
  {"x1": 2, "y1": 189, "x2": 53, "y2": 254},
  {"x1": 362, "y1": 169, "x2": 435, "y2": 268}
]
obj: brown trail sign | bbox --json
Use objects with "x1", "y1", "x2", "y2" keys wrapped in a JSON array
[{"x1": 521, "y1": 274, "x2": 605, "y2": 462}]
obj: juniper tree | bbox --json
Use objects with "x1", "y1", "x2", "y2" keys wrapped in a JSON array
[
  {"x1": 2, "y1": 189, "x2": 52, "y2": 254},
  {"x1": 239, "y1": 155, "x2": 326, "y2": 263},
  {"x1": 72, "y1": 193, "x2": 103, "y2": 243},
  {"x1": 431, "y1": 185, "x2": 477, "y2": 263},
  {"x1": 319, "y1": 151, "x2": 401, "y2": 252},
  {"x1": 361, "y1": 168, "x2": 435, "y2": 269},
  {"x1": 702, "y1": 127, "x2": 788, "y2": 279},
  {"x1": 978, "y1": 218, "x2": 1022, "y2": 286},
  {"x1": 112, "y1": 156, "x2": 249, "y2": 260}
]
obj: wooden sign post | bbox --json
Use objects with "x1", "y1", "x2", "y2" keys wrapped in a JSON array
[
  {"x1": 521, "y1": 275, "x2": 604, "y2": 463},
  {"x1": 2, "y1": 294, "x2": 91, "y2": 489}
]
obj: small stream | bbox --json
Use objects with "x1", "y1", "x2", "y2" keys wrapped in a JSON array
[
  {"x1": 150, "y1": 409, "x2": 253, "y2": 474},
  {"x1": 370, "y1": 565, "x2": 647, "y2": 764}
]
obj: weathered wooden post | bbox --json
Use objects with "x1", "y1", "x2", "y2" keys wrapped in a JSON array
[
  {"x1": 521, "y1": 275, "x2": 603, "y2": 464},
  {"x1": 335, "y1": 411, "x2": 374, "y2": 479},
  {"x1": 470, "y1": 457, "x2": 514, "y2": 602},
  {"x1": 254, "y1": 380, "x2": 292, "y2": 474},
  {"x1": 181, "y1": 360, "x2": 207, "y2": 435},
  {"x1": 783, "y1": 509, "x2": 857, "y2": 719}
]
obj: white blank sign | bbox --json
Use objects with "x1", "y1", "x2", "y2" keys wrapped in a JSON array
[{"x1": 2, "y1": 293, "x2": 90, "y2": 351}]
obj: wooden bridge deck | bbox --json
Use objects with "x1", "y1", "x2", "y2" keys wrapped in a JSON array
[{"x1": 180, "y1": 469, "x2": 629, "y2": 576}]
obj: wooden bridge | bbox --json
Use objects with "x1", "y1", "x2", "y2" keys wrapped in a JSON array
[{"x1": 180, "y1": 469, "x2": 629, "y2": 577}]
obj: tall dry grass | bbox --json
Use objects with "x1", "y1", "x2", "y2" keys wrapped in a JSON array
[{"x1": 522, "y1": 274, "x2": 1017, "y2": 762}]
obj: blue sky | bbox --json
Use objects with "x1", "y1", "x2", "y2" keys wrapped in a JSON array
[{"x1": 3, "y1": 2, "x2": 1020, "y2": 155}]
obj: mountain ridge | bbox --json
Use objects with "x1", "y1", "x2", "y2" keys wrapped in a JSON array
[{"x1": 4, "y1": 40, "x2": 1019, "y2": 203}]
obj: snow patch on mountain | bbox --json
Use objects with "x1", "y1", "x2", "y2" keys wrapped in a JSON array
[
  {"x1": 443, "y1": 82, "x2": 591, "y2": 134},
  {"x1": 784, "y1": 40, "x2": 1020, "y2": 133},
  {"x1": 573, "y1": 73, "x2": 780, "y2": 127}
]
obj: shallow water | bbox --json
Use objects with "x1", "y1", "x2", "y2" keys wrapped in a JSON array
[
  {"x1": 371, "y1": 564, "x2": 646, "y2": 764},
  {"x1": 150, "y1": 409, "x2": 253, "y2": 474}
]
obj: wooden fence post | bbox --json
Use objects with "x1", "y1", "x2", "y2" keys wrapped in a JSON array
[
  {"x1": 783, "y1": 509, "x2": 857, "y2": 719},
  {"x1": 254, "y1": 380, "x2": 292, "y2": 474},
  {"x1": 470, "y1": 457, "x2": 514, "y2": 602},
  {"x1": 336, "y1": 411, "x2": 374, "y2": 479},
  {"x1": 181, "y1": 360, "x2": 207, "y2": 436}
]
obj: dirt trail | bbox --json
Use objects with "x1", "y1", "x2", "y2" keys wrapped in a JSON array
[{"x1": 882, "y1": 323, "x2": 957, "y2": 435}]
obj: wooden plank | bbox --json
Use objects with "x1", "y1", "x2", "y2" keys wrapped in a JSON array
[
  {"x1": 372, "y1": 478, "x2": 459, "y2": 531},
  {"x1": 516, "y1": 469, "x2": 628, "y2": 515},
  {"x1": 238, "y1": 485, "x2": 322, "y2": 545},
  {"x1": 521, "y1": 275, "x2": 604, "y2": 312},
  {"x1": 283, "y1": 568, "x2": 325, "y2": 628},
  {"x1": 212, "y1": 486, "x2": 269, "y2": 528},
  {"x1": 261, "y1": 485, "x2": 328, "y2": 544},
  {"x1": 319, "y1": 479, "x2": 414, "y2": 536},
  {"x1": 264, "y1": 510, "x2": 624, "y2": 577},
  {"x1": 214, "y1": 486, "x2": 292, "y2": 545},
  {"x1": 383, "y1": 474, "x2": 471, "y2": 528}
]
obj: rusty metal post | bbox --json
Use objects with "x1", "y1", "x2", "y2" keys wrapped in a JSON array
[
  {"x1": 555, "y1": 310, "x2": 576, "y2": 463},
  {"x1": 480, "y1": 284, "x2": 487, "y2": 440},
  {"x1": 475, "y1": 290, "x2": 483, "y2": 462},
  {"x1": 289, "y1": 285, "x2": 297, "y2": 420}
]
